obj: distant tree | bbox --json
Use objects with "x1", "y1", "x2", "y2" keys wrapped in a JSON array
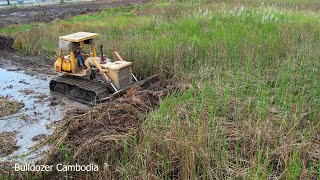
[{"x1": 7, "y1": 0, "x2": 10, "y2": 5}]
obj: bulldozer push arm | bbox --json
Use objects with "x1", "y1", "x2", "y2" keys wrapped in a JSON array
[{"x1": 92, "y1": 59, "x2": 118, "y2": 92}]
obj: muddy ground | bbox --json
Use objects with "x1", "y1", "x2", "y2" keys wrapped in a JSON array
[
  {"x1": 0, "y1": 65, "x2": 90, "y2": 165},
  {"x1": 0, "y1": 0, "x2": 144, "y2": 28},
  {"x1": 0, "y1": 49, "x2": 53, "y2": 75},
  {"x1": 0, "y1": 34, "x2": 54, "y2": 75},
  {"x1": 0, "y1": 96, "x2": 24, "y2": 117},
  {"x1": 0, "y1": 35, "x2": 14, "y2": 51},
  {"x1": 0, "y1": 131, "x2": 19, "y2": 157}
]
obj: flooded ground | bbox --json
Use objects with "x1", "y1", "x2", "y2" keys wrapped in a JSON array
[{"x1": 0, "y1": 67, "x2": 87, "y2": 163}]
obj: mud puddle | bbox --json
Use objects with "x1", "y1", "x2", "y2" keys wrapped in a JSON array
[{"x1": 0, "y1": 68, "x2": 86, "y2": 163}]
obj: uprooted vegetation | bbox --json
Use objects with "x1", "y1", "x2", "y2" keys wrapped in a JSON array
[
  {"x1": 0, "y1": 96, "x2": 24, "y2": 117},
  {"x1": 0, "y1": 131, "x2": 19, "y2": 157},
  {"x1": 0, "y1": 132, "x2": 20, "y2": 176},
  {"x1": 37, "y1": 75, "x2": 174, "y2": 178},
  {"x1": 0, "y1": 0, "x2": 319, "y2": 179}
]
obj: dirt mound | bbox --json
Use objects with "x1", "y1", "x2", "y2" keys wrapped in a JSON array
[
  {"x1": 0, "y1": 36, "x2": 14, "y2": 51},
  {"x1": 38, "y1": 75, "x2": 174, "y2": 177}
]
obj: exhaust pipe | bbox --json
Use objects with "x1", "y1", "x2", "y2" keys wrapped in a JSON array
[{"x1": 99, "y1": 45, "x2": 106, "y2": 64}]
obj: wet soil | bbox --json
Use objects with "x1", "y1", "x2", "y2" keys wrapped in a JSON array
[
  {"x1": 0, "y1": 131, "x2": 19, "y2": 157},
  {"x1": 0, "y1": 0, "x2": 144, "y2": 29},
  {"x1": 0, "y1": 34, "x2": 52, "y2": 76},
  {"x1": 0, "y1": 67, "x2": 87, "y2": 163},
  {"x1": 0, "y1": 96, "x2": 24, "y2": 117},
  {"x1": 0, "y1": 35, "x2": 14, "y2": 51},
  {"x1": 0, "y1": 50, "x2": 54, "y2": 75}
]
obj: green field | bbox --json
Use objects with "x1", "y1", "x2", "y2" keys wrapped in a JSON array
[{"x1": 1, "y1": 0, "x2": 319, "y2": 179}]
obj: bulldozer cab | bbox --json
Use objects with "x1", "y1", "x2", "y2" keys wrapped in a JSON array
[{"x1": 54, "y1": 32, "x2": 98, "y2": 75}]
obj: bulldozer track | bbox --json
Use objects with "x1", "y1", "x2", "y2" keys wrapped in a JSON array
[
  {"x1": 49, "y1": 75, "x2": 111, "y2": 105},
  {"x1": 50, "y1": 74, "x2": 166, "y2": 105}
]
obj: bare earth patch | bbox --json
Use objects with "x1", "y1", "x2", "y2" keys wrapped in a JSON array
[
  {"x1": 0, "y1": 0, "x2": 144, "y2": 29},
  {"x1": 0, "y1": 96, "x2": 24, "y2": 117}
]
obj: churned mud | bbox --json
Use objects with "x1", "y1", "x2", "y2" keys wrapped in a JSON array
[
  {"x1": 0, "y1": 35, "x2": 14, "y2": 51},
  {"x1": 0, "y1": 67, "x2": 87, "y2": 163},
  {"x1": 0, "y1": 34, "x2": 53, "y2": 75},
  {"x1": 0, "y1": 96, "x2": 24, "y2": 117},
  {"x1": 0, "y1": 131, "x2": 19, "y2": 157}
]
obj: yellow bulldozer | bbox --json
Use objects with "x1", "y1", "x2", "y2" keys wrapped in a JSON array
[{"x1": 49, "y1": 32, "x2": 142, "y2": 104}]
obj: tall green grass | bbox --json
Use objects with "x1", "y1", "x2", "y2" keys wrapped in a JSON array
[{"x1": 1, "y1": 0, "x2": 319, "y2": 179}]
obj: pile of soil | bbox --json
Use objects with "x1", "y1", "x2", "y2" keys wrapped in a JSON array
[
  {"x1": 0, "y1": 96, "x2": 24, "y2": 117},
  {"x1": 0, "y1": 35, "x2": 14, "y2": 51},
  {"x1": 41, "y1": 75, "x2": 174, "y2": 177}
]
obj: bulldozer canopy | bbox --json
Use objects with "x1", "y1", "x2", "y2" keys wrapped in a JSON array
[{"x1": 59, "y1": 32, "x2": 98, "y2": 42}]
